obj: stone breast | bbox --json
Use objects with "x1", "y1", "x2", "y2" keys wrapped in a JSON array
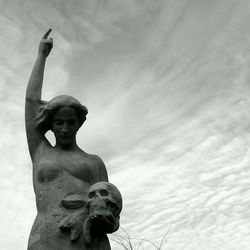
[{"x1": 37, "y1": 160, "x2": 93, "y2": 183}]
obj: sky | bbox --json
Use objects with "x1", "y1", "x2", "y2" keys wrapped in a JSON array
[{"x1": 0, "y1": 0, "x2": 250, "y2": 249}]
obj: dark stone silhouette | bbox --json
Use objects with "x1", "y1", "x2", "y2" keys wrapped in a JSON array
[{"x1": 26, "y1": 29, "x2": 122, "y2": 250}]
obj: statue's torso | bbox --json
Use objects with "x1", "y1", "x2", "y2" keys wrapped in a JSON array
[{"x1": 28, "y1": 144, "x2": 110, "y2": 250}]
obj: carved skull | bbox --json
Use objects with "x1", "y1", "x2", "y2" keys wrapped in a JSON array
[{"x1": 86, "y1": 182, "x2": 122, "y2": 234}]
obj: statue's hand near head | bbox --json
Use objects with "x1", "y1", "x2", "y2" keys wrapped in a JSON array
[{"x1": 38, "y1": 29, "x2": 53, "y2": 57}]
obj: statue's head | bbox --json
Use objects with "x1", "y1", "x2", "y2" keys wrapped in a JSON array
[{"x1": 35, "y1": 95, "x2": 88, "y2": 145}]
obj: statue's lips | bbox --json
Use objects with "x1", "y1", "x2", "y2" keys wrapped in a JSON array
[{"x1": 60, "y1": 135, "x2": 72, "y2": 139}]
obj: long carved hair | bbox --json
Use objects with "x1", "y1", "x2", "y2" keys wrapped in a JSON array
[{"x1": 35, "y1": 95, "x2": 88, "y2": 132}]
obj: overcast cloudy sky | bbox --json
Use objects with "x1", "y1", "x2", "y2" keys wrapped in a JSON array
[{"x1": 1, "y1": 0, "x2": 250, "y2": 249}]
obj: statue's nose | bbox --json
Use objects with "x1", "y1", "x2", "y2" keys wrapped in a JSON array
[{"x1": 62, "y1": 124, "x2": 69, "y2": 134}]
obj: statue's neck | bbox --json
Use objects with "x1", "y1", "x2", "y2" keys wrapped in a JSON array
[{"x1": 54, "y1": 140, "x2": 79, "y2": 151}]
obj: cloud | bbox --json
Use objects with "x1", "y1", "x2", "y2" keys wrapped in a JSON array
[{"x1": 1, "y1": 0, "x2": 250, "y2": 249}]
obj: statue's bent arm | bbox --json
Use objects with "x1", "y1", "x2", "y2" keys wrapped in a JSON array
[{"x1": 25, "y1": 29, "x2": 53, "y2": 159}]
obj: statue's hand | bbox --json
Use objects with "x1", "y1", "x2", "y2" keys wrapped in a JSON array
[
  {"x1": 89, "y1": 212, "x2": 117, "y2": 234},
  {"x1": 59, "y1": 212, "x2": 84, "y2": 241},
  {"x1": 38, "y1": 29, "x2": 53, "y2": 57}
]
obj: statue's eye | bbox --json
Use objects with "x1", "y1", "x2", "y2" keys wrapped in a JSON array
[
  {"x1": 88, "y1": 191, "x2": 95, "y2": 198},
  {"x1": 100, "y1": 189, "x2": 109, "y2": 196},
  {"x1": 54, "y1": 119, "x2": 63, "y2": 125},
  {"x1": 67, "y1": 119, "x2": 77, "y2": 126}
]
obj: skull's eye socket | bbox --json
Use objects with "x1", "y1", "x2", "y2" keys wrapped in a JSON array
[
  {"x1": 88, "y1": 191, "x2": 95, "y2": 198},
  {"x1": 99, "y1": 189, "x2": 109, "y2": 196}
]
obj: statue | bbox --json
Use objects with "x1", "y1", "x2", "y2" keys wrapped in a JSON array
[{"x1": 25, "y1": 29, "x2": 122, "y2": 250}]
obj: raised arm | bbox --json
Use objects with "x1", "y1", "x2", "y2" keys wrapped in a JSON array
[
  {"x1": 26, "y1": 29, "x2": 52, "y2": 100},
  {"x1": 25, "y1": 29, "x2": 53, "y2": 159}
]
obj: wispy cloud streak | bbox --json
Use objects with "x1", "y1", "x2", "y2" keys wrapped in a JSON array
[{"x1": 0, "y1": 0, "x2": 250, "y2": 249}]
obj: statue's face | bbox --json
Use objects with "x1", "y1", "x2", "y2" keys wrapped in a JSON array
[{"x1": 52, "y1": 106, "x2": 79, "y2": 146}]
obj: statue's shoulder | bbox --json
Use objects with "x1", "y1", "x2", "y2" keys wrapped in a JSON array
[
  {"x1": 86, "y1": 153, "x2": 105, "y2": 166},
  {"x1": 82, "y1": 153, "x2": 108, "y2": 181}
]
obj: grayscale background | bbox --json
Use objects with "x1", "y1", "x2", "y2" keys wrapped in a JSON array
[{"x1": 0, "y1": 0, "x2": 250, "y2": 249}]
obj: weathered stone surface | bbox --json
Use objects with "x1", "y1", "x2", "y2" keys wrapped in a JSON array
[
  {"x1": 62, "y1": 194, "x2": 87, "y2": 209},
  {"x1": 25, "y1": 29, "x2": 122, "y2": 250}
]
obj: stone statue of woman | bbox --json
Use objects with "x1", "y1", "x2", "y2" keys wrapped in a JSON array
[{"x1": 26, "y1": 29, "x2": 122, "y2": 250}]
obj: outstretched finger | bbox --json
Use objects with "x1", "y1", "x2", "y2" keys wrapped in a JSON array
[{"x1": 42, "y1": 28, "x2": 52, "y2": 39}]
